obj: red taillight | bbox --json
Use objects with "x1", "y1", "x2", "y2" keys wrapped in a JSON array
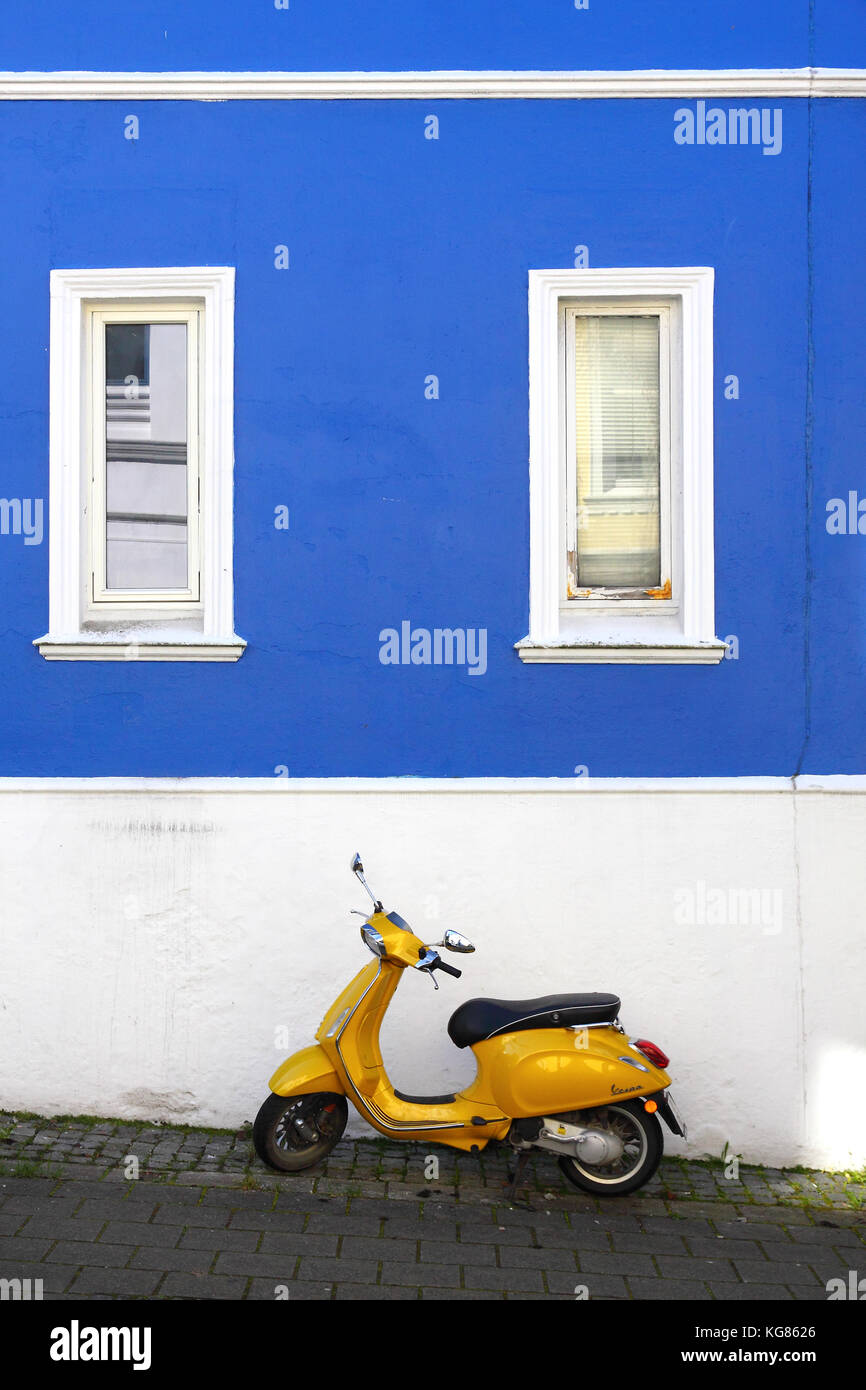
[{"x1": 634, "y1": 1038, "x2": 670, "y2": 1070}]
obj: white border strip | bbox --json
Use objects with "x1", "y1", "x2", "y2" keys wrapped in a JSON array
[
  {"x1": 0, "y1": 777, "x2": 862, "y2": 794},
  {"x1": 0, "y1": 69, "x2": 865, "y2": 101}
]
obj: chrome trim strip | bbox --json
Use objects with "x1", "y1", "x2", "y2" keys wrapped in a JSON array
[
  {"x1": 485, "y1": 1005, "x2": 620, "y2": 1040},
  {"x1": 334, "y1": 965, "x2": 467, "y2": 1133}
]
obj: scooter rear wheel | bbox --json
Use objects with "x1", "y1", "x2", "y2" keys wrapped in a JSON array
[
  {"x1": 556, "y1": 1099, "x2": 663, "y2": 1197},
  {"x1": 253, "y1": 1091, "x2": 348, "y2": 1172}
]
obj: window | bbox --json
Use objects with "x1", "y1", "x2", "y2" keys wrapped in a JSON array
[
  {"x1": 36, "y1": 267, "x2": 244, "y2": 661},
  {"x1": 516, "y1": 267, "x2": 725, "y2": 664},
  {"x1": 96, "y1": 311, "x2": 199, "y2": 604}
]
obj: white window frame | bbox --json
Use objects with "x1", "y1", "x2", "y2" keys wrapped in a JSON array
[
  {"x1": 35, "y1": 267, "x2": 245, "y2": 662},
  {"x1": 516, "y1": 267, "x2": 725, "y2": 664}
]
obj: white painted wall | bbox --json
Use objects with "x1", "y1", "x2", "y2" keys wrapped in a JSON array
[{"x1": 0, "y1": 777, "x2": 863, "y2": 1170}]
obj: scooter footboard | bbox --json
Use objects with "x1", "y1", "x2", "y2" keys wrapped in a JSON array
[{"x1": 268, "y1": 1044, "x2": 345, "y2": 1098}]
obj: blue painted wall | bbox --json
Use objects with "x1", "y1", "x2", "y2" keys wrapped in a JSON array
[
  {"x1": 0, "y1": 44, "x2": 862, "y2": 775},
  {"x1": 0, "y1": 1, "x2": 834, "y2": 73}
]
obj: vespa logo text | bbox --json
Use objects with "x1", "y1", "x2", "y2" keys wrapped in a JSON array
[
  {"x1": 674, "y1": 101, "x2": 782, "y2": 156},
  {"x1": 611, "y1": 1083, "x2": 641, "y2": 1095},
  {"x1": 379, "y1": 622, "x2": 487, "y2": 676}
]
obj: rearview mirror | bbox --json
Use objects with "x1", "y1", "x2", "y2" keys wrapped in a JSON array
[
  {"x1": 350, "y1": 853, "x2": 383, "y2": 913},
  {"x1": 442, "y1": 929, "x2": 475, "y2": 954}
]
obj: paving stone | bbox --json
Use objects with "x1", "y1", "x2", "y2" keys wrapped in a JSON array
[
  {"x1": 687, "y1": 1236, "x2": 764, "y2": 1259},
  {"x1": 19, "y1": 1184, "x2": 108, "y2": 1206},
  {"x1": 715, "y1": 1219, "x2": 795, "y2": 1241},
  {"x1": 129, "y1": 1247, "x2": 213, "y2": 1274},
  {"x1": 74, "y1": 1200, "x2": 160, "y2": 1224},
  {"x1": 381, "y1": 1261, "x2": 459, "y2": 1288},
  {"x1": 159, "y1": 1273, "x2": 248, "y2": 1299},
  {"x1": 3, "y1": 1198, "x2": 83, "y2": 1220},
  {"x1": 137, "y1": 1185, "x2": 204, "y2": 1203},
  {"x1": 99, "y1": 1221, "x2": 184, "y2": 1248},
  {"x1": 339, "y1": 1236, "x2": 416, "y2": 1262},
  {"x1": 335, "y1": 1283, "x2": 419, "y2": 1300},
  {"x1": 734, "y1": 1259, "x2": 820, "y2": 1286},
  {"x1": 228, "y1": 1211, "x2": 306, "y2": 1233},
  {"x1": 578, "y1": 1250, "x2": 657, "y2": 1277},
  {"x1": 655, "y1": 1254, "x2": 739, "y2": 1281},
  {"x1": 211, "y1": 1250, "x2": 313, "y2": 1280},
  {"x1": 422, "y1": 1287, "x2": 505, "y2": 1299},
  {"x1": 201, "y1": 1189, "x2": 275, "y2": 1209},
  {"x1": 178, "y1": 1228, "x2": 262, "y2": 1253},
  {"x1": 16, "y1": 1218, "x2": 103, "y2": 1243},
  {"x1": 641, "y1": 1216, "x2": 715, "y2": 1240},
  {"x1": 295, "y1": 1257, "x2": 380, "y2": 1284},
  {"x1": 456, "y1": 1223, "x2": 534, "y2": 1246},
  {"x1": 304, "y1": 1212, "x2": 382, "y2": 1237},
  {"x1": 259, "y1": 1233, "x2": 339, "y2": 1258},
  {"x1": 463, "y1": 1265, "x2": 544, "y2": 1292},
  {"x1": 425, "y1": 1240, "x2": 496, "y2": 1265},
  {"x1": 759, "y1": 1240, "x2": 853, "y2": 1266},
  {"x1": 150, "y1": 1205, "x2": 228, "y2": 1228},
  {"x1": 790, "y1": 1225, "x2": 862, "y2": 1246},
  {"x1": 70, "y1": 1267, "x2": 162, "y2": 1296},
  {"x1": 732, "y1": 1205, "x2": 813, "y2": 1225},
  {"x1": 627, "y1": 1276, "x2": 712, "y2": 1299},
  {"x1": 46, "y1": 1242, "x2": 134, "y2": 1268},
  {"x1": 611, "y1": 1231, "x2": 686, "y2": 1256},
  {"x1": 498, "y1": 1244, "x2": 578, "y2": 1271},
  {"x1": 708, "y1": 1281, "x2": 794, "y2": 1300}
]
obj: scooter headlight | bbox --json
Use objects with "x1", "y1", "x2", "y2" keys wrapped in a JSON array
[{"x1": 361, "y1": 925, "x2": 387, "y2": 958}]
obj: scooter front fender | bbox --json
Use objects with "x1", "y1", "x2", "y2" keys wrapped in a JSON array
[{"x1": 268, "y1": 1044, "x2": 345, "y2": 1099}]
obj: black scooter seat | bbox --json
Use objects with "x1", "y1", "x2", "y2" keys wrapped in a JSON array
[{"x1": 447, "y1": 993, "x2": 621, "y2": 1050}]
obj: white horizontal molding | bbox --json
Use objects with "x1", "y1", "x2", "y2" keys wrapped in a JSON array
[
  {"x1": 0, "y1": 776, "x2": 861, "y2": 794},
  {"x1": 1, "y1": 68, "x2": 865, "y2": 101},
  {"x1": 35, "y1": 639, "x2": 245, "y2": 662},
  {"x1": 515, "y1": 642, "x2": 727, "y2": 664}
]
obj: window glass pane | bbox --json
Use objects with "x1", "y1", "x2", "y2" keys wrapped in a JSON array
[
  {"x1": 572, "y1": 314, "x2": 661, "y2": 590},
  {"x1": 105, "y1": 322, "x2": 188, "y2": 591}
]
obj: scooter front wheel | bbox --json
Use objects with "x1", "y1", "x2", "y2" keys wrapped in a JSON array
[
  {"x1": 253, "y1": 1091, "x2": 348, "y2": 1173},
  {"x1": 556, "y1": 1099, "x2": 663, "y2": 1197}
]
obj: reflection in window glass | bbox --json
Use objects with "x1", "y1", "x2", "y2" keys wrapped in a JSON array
[
  {"x1": 573, "y1": 315, "x2": 661, "y2": 590},
  {"x1": 105, "y1": 322, "x2": 188, "y2": 591}
]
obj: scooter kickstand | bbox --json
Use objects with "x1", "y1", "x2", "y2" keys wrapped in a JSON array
[{"x1": 503, "y1": 1148, "x2": 533, "y2": 1208}]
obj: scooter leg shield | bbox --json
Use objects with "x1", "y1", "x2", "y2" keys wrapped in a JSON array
[{"x1": 268, "y1": 1044, "x2": 345, "y2": 1098}]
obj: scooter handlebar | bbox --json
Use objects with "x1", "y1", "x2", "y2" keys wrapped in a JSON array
[{"x1": 434, "y1": 959, "x2": 462, "y2": 980}]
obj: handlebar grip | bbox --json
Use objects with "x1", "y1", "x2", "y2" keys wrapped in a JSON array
[{"x1": 435, "y1": 959, "x2": 462, "y2": 979}]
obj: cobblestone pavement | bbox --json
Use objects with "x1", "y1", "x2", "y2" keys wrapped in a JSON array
[{"x1": 0, "y1": 1113, "x2": 863, "y2": 1300}]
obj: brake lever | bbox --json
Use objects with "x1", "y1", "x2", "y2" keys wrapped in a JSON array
[{"x1": 413, "y1": 948, "x2": 441, "y2": 989}]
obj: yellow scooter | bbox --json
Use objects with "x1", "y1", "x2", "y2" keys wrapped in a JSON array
[{"x1": 254, "y1": 855, "x2": 686, "y2": 1197}]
